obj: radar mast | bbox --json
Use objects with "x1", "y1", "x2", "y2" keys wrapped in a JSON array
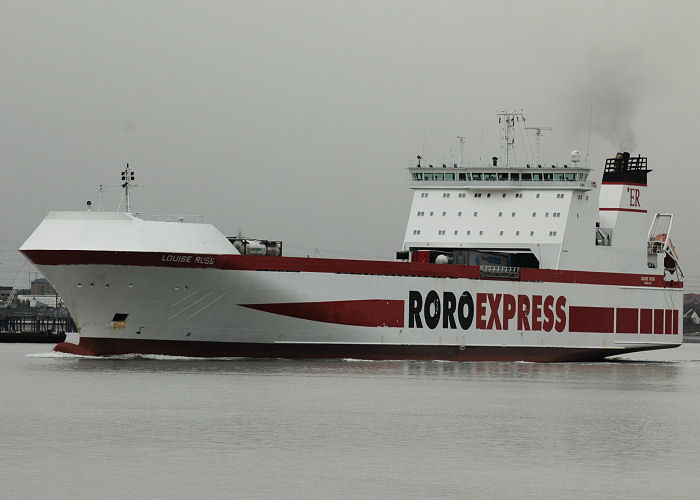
[
  {"x1": 496, "y1": 110, "x2": 526, "y2": 166},
  {"x1": 118, "y1": 164, "x2": 136, "y2": 213},
  {"x1": 525, "y1": 126, "x2": 552, "y2": 166}
]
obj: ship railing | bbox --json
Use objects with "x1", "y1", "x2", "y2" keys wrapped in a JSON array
[
  {"x1": 480, "y1": 265, "x2": 520, "y2": 280},
  {"x1": 140, "y1": 214, "x2": 205, "y2": 223},
  {"x1": 407, "y1": 161, "x2": 587, "y2": 170}
]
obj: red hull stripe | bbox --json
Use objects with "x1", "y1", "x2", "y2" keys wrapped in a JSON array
[
  {"x1": 640, "y1": 309, "x2": 653, "y2": 333},
  {"x1": 240, "y1": 300, "x2": 404, "y2": 327},
  {"x1": 601, "y1": 182, "x2": 647, "y2": 187},
  {"x1": 616, "y1": 308, "x2": 638, "y2": 334},
  {"x1": 598, "y1": 208, "x2": 648, "y2": 213},
  {"x1": 21, "y1": 250, "x2": 681, "y2": 288},
  {"x1": 569, "y1": 306, "x2": 614, "y2": 333},
  {"x1": 654, "y1": 309, "x2": 665, "y2": 334},
  {"x1": 52, "y1": 338, "x2": 680, "y2": 362},
  {"x1": 613, "y1": 307, "x2": 678, "y2": 334},
  {"x1": 673, "y1": 310, "x2": 679, "y2": 334}
]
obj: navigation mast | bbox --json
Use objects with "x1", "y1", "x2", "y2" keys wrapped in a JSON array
[
  {"x1": 118, "y1": 164, "x2": 136, "y2": 213},
  {"x1": 496, "y1": 110, "x2": 526, "y2": 166},
  {"x1": 525, "y1": 126, "x2": 552, "y2": 166}
]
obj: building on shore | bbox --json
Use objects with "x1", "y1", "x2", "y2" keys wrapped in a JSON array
[
  {"x1": 30, "y1": 278, "x2": 56, "y2": 296},
  {"x1": 0, "y1": 286, "x2": 12, "y2": 304}
]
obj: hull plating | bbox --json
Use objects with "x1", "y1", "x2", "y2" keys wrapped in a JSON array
[{"x1": 27, "y1": 253, "x2": 683, "y2": 361}]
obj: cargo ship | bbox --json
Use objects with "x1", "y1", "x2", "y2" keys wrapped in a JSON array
[{"x1": 20, "y1": 111, "x2": 683, "y2": 361}]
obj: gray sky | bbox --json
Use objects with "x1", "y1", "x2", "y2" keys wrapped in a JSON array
[{"x1": 2, "y1": 1, "x2": 700, "y2": 290}]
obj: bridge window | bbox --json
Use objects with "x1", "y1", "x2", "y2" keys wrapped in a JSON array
[
  {"x1": 498, "y1": 173, "x2": 508, "y2": 181},
  {"x1": 445, "y1": 173, "x2": 455, "y2": 180},
  {"x1": 510, "y1": 173, "x2": 520, "y2": 181}
]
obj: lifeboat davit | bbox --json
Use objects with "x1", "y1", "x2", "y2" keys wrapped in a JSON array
[{"x1": 651, "y1": 233, "x2": 678, "y2": 272}]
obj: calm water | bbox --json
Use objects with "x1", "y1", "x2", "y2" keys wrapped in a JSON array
[{"x1": 2, "y1": 336, "x2": 700, "y2": 499}]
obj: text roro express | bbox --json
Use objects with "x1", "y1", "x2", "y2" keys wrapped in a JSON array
[{"x1": 408, "y1": 291, "x2": 567, "y2": 332}]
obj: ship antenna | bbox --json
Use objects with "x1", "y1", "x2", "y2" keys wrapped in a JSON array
[
  {"x1": 97, "y1": 184, "x2": 104, "y2": 212},
  {"x1": 525, "y1": 126, "x2": 552, "y2": 166},
  {"x1": 457, "y1": 136, "x2": 466, "y2": 166},
  {"x1": 479, "y1": 128, "x2": 484, "y2": 162},
  {"x1": 586, "y1": 103, "x2": 593, "y2": 156},
  {"x1": 117, "y1": 163, "x2": 136, "y2": 213},
  {"x1": 496, "y1": 109, "x2": 526, "y2": 166}
]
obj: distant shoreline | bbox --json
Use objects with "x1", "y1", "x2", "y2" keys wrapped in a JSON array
[{"x1": 683, "y1": 335, "x2": 700, "y2": 343}]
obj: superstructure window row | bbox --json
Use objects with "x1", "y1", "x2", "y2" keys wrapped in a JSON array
[
  {"x1": 412, "y1": 171, "x2": 588, "y2": 182},
  {"x1": 411, "y1": 228, "x2": 560, "y2": 239}
]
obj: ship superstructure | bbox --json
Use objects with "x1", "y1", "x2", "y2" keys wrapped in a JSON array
[
  {"x1": 401, "y1": 113, "x2": 677, "y2": 278},
  {"x1": 19, "y1": 111, "x2": 683, "y2": 361}
]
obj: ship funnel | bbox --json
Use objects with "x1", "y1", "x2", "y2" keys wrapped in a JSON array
[
  {"x1": 599, "y1": 153, "x2": 650, "y2": 248},
  {"x1": 613, "y1": 152, "x2": 631, "y2": 171}
]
